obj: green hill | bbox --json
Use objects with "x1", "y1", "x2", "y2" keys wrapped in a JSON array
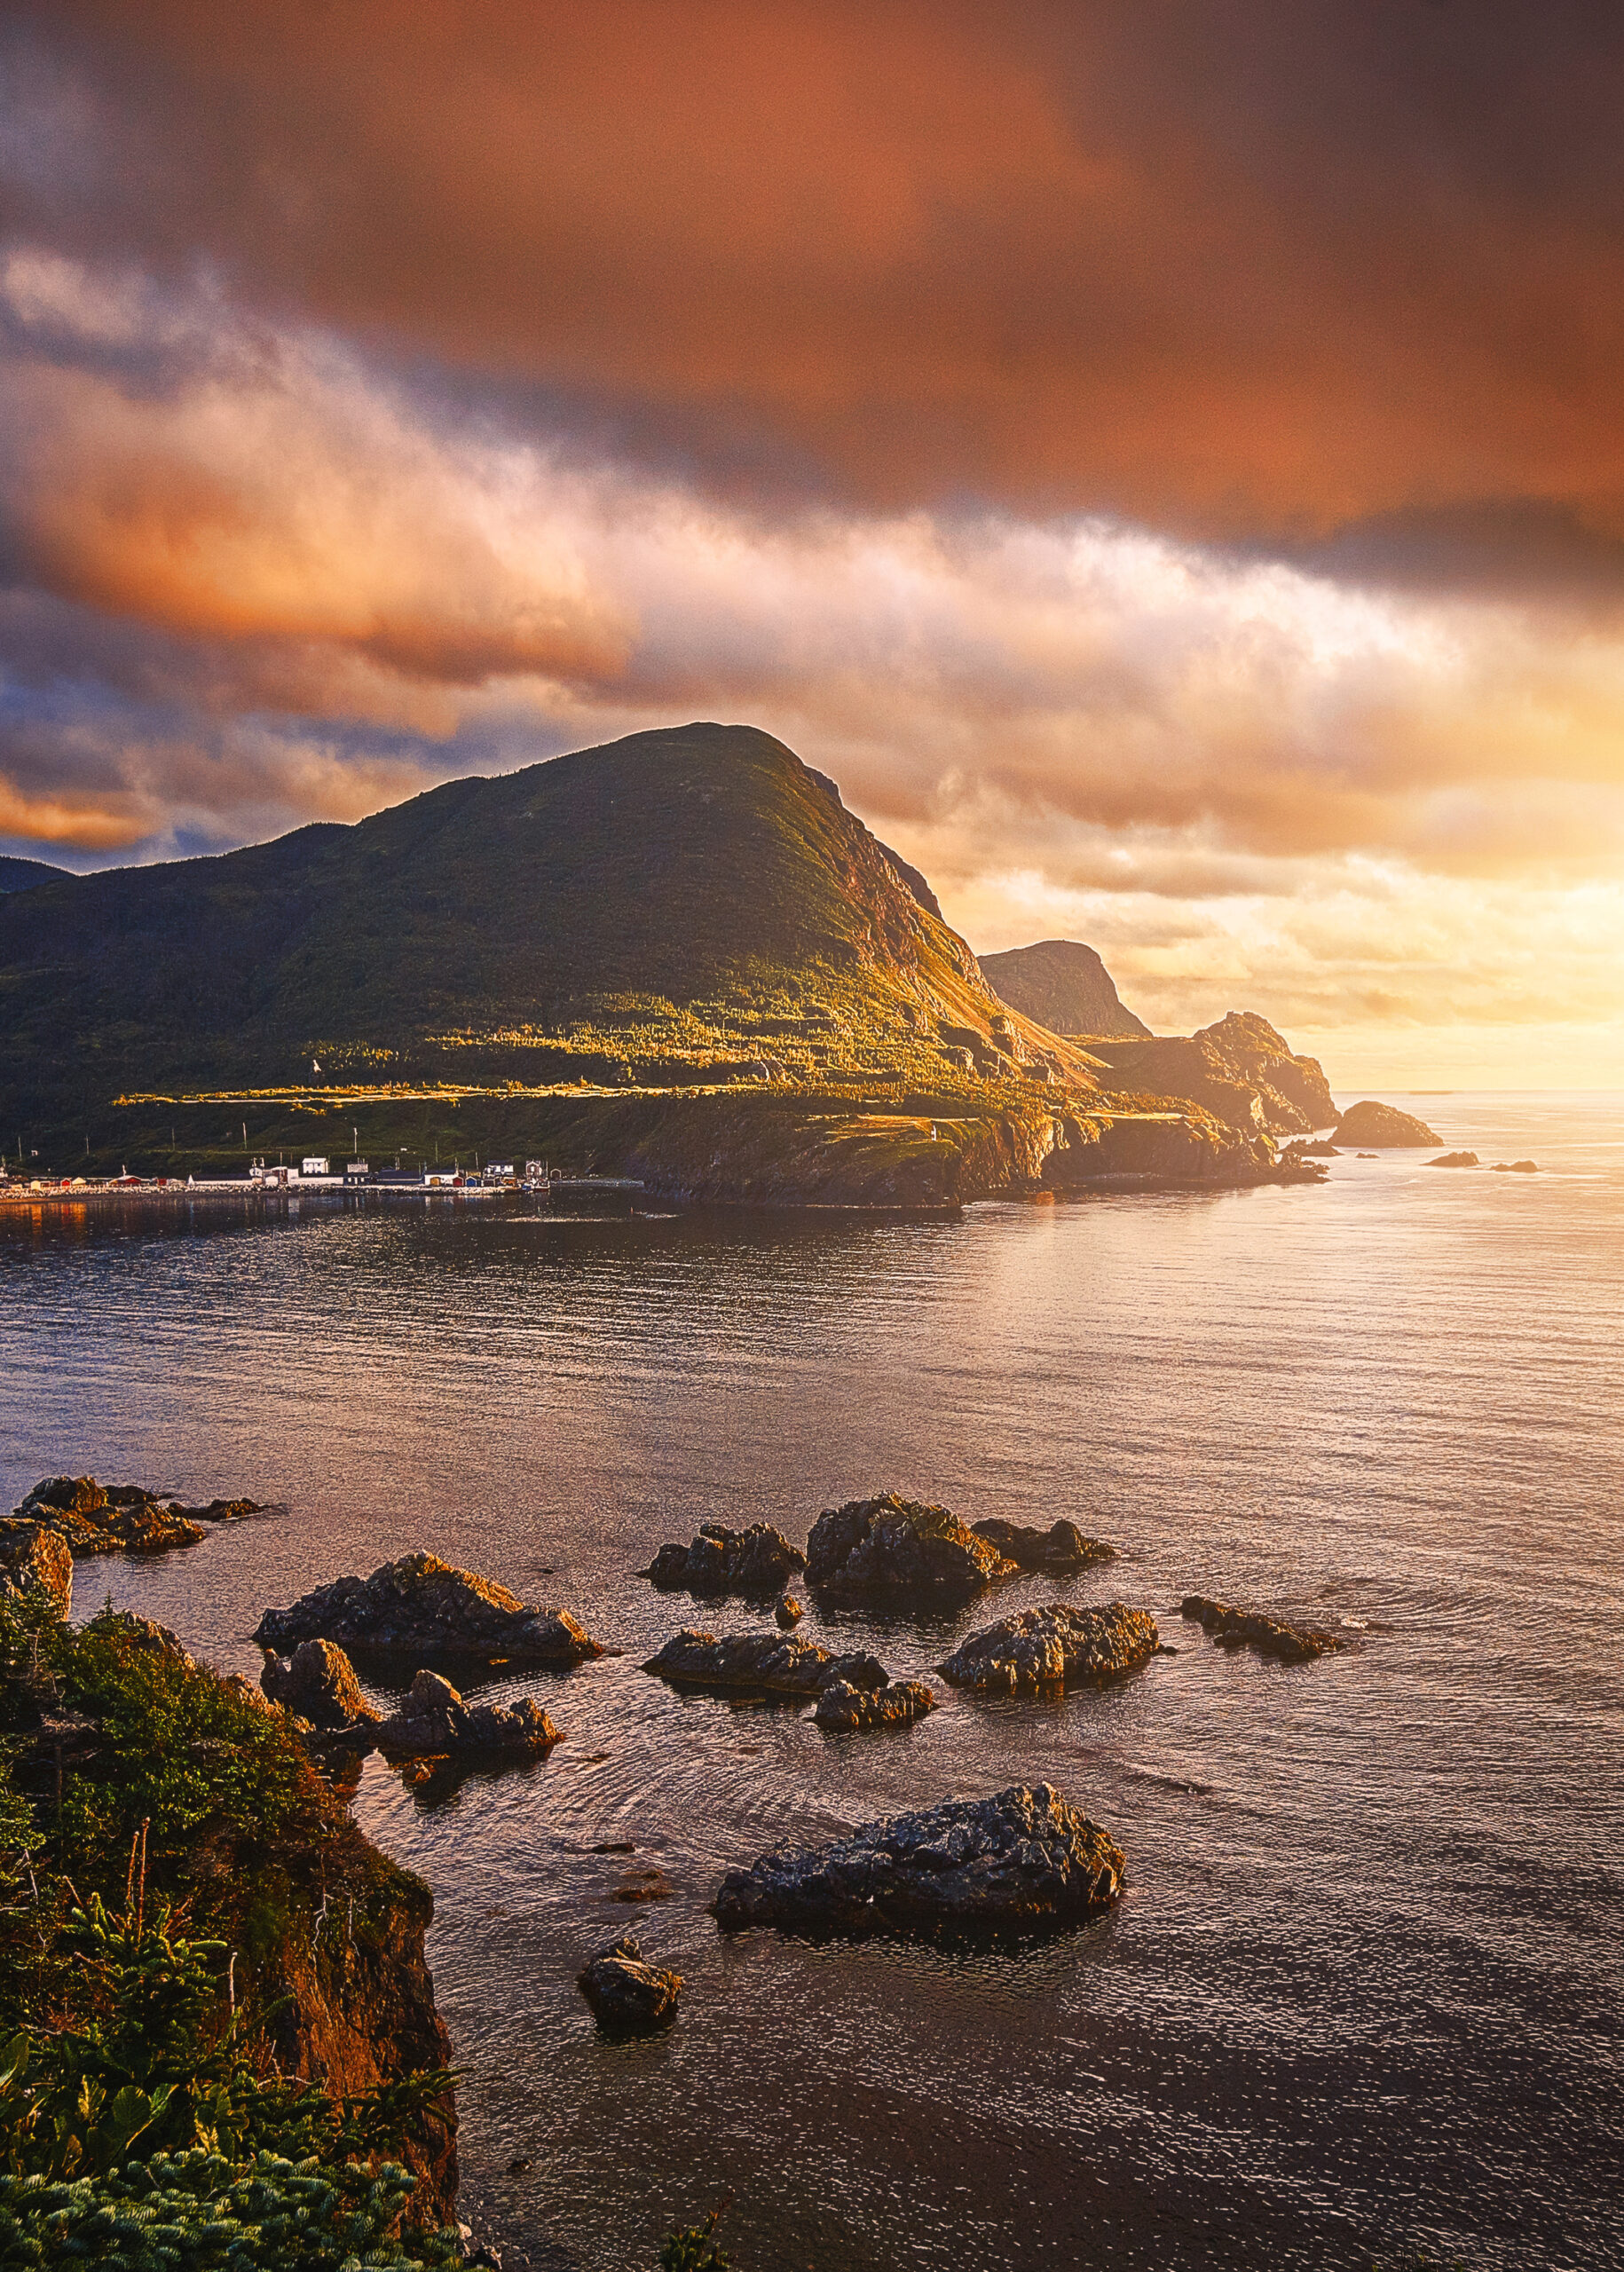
[{"x1": 0, "y1": 723, "x2": 1098, "y2": 1131}]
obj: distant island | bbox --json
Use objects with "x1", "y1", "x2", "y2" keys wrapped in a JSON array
[{"x1": 0, "y1": 723, "x2": 1338, "y2": 1206}]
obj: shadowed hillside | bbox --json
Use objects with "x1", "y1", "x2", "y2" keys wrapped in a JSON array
[{"x1": 0, "y1": 855, "x2": 67, "y2": 894}]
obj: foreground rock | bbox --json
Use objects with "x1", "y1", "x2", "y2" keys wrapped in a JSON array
[
  {"x1": 375, "y1": 1668, "x2": 561, "y2": 1758},
  {"x1": 0, "y1": 1522, "x2": 73, "y2": 1617},
  {"x1": 1180, "y1": 1595, "x2": 1344, "y2": 1663},
  {"x1": 644, "y1": 1521, "x2": 806, "y2": 1597},
  {"x1": 813, "y1": 1677, "x2": 937, "y2": 1732},
  {"x1": 807, "y1": 1494, "x2": 1016, "y2": 1603},
  {"x1": 938, "y1": 1602, "x2": 1159, "y2": 1693},
  {"x1": 577, "y1": 1935, "x2": 682, "y2": 2031},
  {"x1": 1332, "y1": 1100, "x2": 1441, "y2": 1147},
  {"x1": 643, "y1": 1628, "x2": 888, "y2": 1697},
  {"x1": 971, "y1": 1518, "x2": 1114, "y2": 1573},
  {"x1": 12, "y1": 1476, "x2": 204, "y2": 1555},
  {"x1": 714, "y1": 1782, "x2": 1123, "y2": 1937},
  {"x1": 262, "y1": 1638, "x2": 382, "y2": 1733},
  {"x1": 255, "y1": 1552, "x2": 603, "y2": 1666}
]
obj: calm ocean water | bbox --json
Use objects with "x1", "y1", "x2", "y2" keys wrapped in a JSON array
[{"x1": 2, "y1": 1093, "x2": 1620, "y2": 2270}]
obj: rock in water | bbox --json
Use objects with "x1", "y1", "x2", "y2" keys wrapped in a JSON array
[
  {"x1": 645, "y1": 1521, "x2": 807, "y2": 1597},
  {"x1": 1179, "y1": 1595, "x2": 1343, "y2": 1663},
  {"x1": 937, "y1": 1603, "x2": 1159, "y2": 1693},
  {"x1": 262, "y1": 1638, "x2": 382, "y2": 1732},
  {"x1": 375, "y1": 1668, "x2": 562, "y2": 1758},
  {"x1": 1426, "y1": 1151, "x2": 1479, "y2": 1168},
  {"x1": 254, "y1": 1552, "x2": 603, "y2": 1665},
  {"x1": 0, "y1": 1522, "x2": 73, "y2": 1618},
  {"x1": 12, "y1": 1477, "x2": 205, "y2": 1556},
  {"x1": 1493, "y1": 1159, "x2": 1538, "y2": 1173},
  {"x1": 577, "y1": 1935, "x2": 682, "y2": 2031},
  {"x1": 806, "y1": 1494, "x2": 1017, "y2": 1603},
  {"x1": 1332, "y1": 1100, "x2": 1441, "y2": 1147},
  {"x1": 643, "y1": 1629, "x2": 890, "y2": 1697},
  {"x1": 812, "y1": 1678, "x2": 937, "y2": 1732},
  {"x1": 714, "y1": 1782, "x2": 1123, "y2": 1936},
  {"x1": 774, "y1": 1593, "x2": 804, "y2": 1629},
  {"x1": 970, "y1": 1518, "x2": 1114, "y2": 1573}
]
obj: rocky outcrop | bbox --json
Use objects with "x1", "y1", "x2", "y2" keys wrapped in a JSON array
[
  {"x1": 807, "y1": 1494, "x2": 1016, "y2": 1603},
  {"x1": 970, "y1": 1518, "x2": 1114, "y2": 1573},
  {"x1": 1084, "y1": 1014, "x2": 1336, "y2": 1136},
  {"x1": 1042, "y1": 1104, "x2": 1321, "y2": 1192},
  {"x1": 255, "y1": 1553, "x2": 603, "y2": 1666},
  {"x1": 87, "y1": 1609, "x2": 195, "y2": 1668},
  {"x1": 938, "y1": 1602, "x2": 1159, "y2": 1693},
  {"x1": 978, "y1": 939, "x2": 1150, "y2": 1039},
  {"x1": 577, "y1": 1935, "x2": 682, "y2": 2031},
  {"x1": 1180, "y1": 1595, "x2": 1344, "y2": 1663},
  {"x1": 643, "y1": 1628, "x2": 888, "y2": 1697},
  {"x1": 0, "y1": 1522, "x2": 73, "y2": 1617},
  {"x1": 262, "y1": 1638, "x2": 382, "y2": 1733},
  {"x1": 12, "y1": 1477, "x2": 204, "y2": 1556},
  {"x1": 1427, "y1": 1151, "x2": 1479, "y2": 1167},
  {"x1": 644, "y1": 1521, "x2": 806, "y2": 1598},
  {"x1": 374, "y1": 1668, "x2": 561, "y2": 1759},
  {"x1": 812, "y1": 1677, "x2": 937, "y2": 1732},
  {"x1": 714, "y1": 1782, "x2": 1123, "y2": 1937},
  {"x1": 1333, "y1": 1100, "x2": 1441, "y2": 1147}
]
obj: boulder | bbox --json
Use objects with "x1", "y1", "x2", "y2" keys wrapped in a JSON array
[
  {"x1": 12, "y1": 1478, "x2": 204, "y2": 1556},
  {"x1": 1332, "y1": 1100, "x2": 1441, "y2": 1147},
  {"x1": 714, "y1": 1782, "x2": 1123, "y2": 1937},
  {"x1": 773, "y1": 1594, "x2": 804, "y2": 1629},
  {"x1": 970, "y1": 1518, "x2": 1114, "y2": 1574},
  {"x1": 261, "y1": 1638, "x2": 382, "y2": 1732},
  {"x1": 576, "y1": 1935, "x2": 682, "y2": 2031},
  {"x1": 0, "y1": 1522, "x2": 72, "y2": 1618},
  {"x1": 813, "y1": 1678, "x2": 937, "y2": 1732},
  {"x1": 375, "y1": 1668, "x2": 562, "y2": 1758},
  {"x1": 1426, "y1": 1151, "x2": 1479, "y2": 1168},
  {"x1": 644, "y1": 1521, "x2": 807, "y2": 1598},
  {"x1": 938, "y1": 1602, "x2": 1159, "y2": 1693},
  {"x1": 643, "y1": 1628, "x2": 890, "y2": 1697},
  {"x1": 1179, "y1": 1595, "x2": 1343, "y2": 1663},
  {"x1": 254, "y1": 1552, "x2": 603, "y2": 1666},
  {"x1": 806, "y1": 1494, "x2": 1017, "y2": 1603}
]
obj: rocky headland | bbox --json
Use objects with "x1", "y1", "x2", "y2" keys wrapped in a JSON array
[
  {"x1": 713, "y1": 1782, "x2": 1124, "y2": 1937},
  {"x1": 806, "y1": 1493, "x2": 1017, "y2": 1602},
  {"x1": 255, "y1": 1551, "x2": 603, "y2": 1666},
  {"x1": 1180, "y1": 1595, "x2": 1344, "y2": 1663},
  {"x1": 1083, "y1": 1012, "x2": 1336, "y2": 1137},
  {"x1": 938, "y1": 1603, "x2": 1160, "y2": 1693}
]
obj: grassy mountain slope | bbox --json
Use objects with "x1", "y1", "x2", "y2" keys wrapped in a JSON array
[
  {"x1": 979, "y1": 938, "x2": 1150, "y2": 1037},
  {"x1": 0, "y1": 723, "x2": 1100, "y2": 1121}
]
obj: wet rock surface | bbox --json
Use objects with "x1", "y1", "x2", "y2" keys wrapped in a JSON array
[
  {"x1": 645, "y1": 1521, "x2": 807, "y2": 1597},
  {"x1": 374, "y1": 1668, "x2": 562, "y2": 1758},
  {"x1": 577, "y1": 1935, "x2": 682, "y2": 2031},
  {"x1": 812, "y1": 1677, "x2": 937, "y2": 1732},
  {"x1": 0, "y1": 1522, "x2": 73, "y2": 1617},
  {"x1": 938, "y1": 1602, "x2": 1160, "y2": 1692},
  {"x1": 12, "y1": 1476, "x2": 205, "y2": 1556},
  {"x1": 807, "y1": 1493, "x2": 1017, "y2": 1603},
  {"x1": 643, "y1": 1628, "x2": 890, "y2": 1696},
  {"x1": 255, "y1": 1551, "x2": 603, "y2": 1665},
  {"x1": 1180, "y1": 1595, "x2": 1344, "y2": 1663},
  {"x1": 970, "y1": 1518, "x2": 1114, "y2": 1573},
  {"x1": 714, "y1": 1781, "x2": 1124, "y2": 1937},
  {"x1": 262, "y1": 1637, "x2": 382, "y2": 1732}
]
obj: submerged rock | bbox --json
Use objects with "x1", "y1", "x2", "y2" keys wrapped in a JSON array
[
  {"x1": 262, "y1": 1638, "x2": 382, "y2": 1732},
  {"x1": 643, "y1": 1628, "x2": 889, "y2": 1697},
  {"x1": 938, "y1": 1602, "x2": 1159, "y2": 1693},
  {"x1": 774, "y1": 1593, "x2": 804, "y2": 1629},
  {"x1": 714, "y1": 1781, "x2": 1123, "y2": 1937},
  {"x1": 375, "y1": 1668, "x2": 562, "y2": 1758},
  {"x1": 254, "y1": 1552, "x2": 603, "y2": 1666},
  {"x1": 577, "y1": 1935, "x2": 682, "y2": 2031},
  {"x1": 806, "y1": 1494, "x2": 1017, "y2": 1603},
  {"x1": 12, "y1": 1477, "x2": 205, "y2": 1556},
  {"x1": 970, "y1": 1518, "x2": 1114, "y2": 1573},
  {"x1": 1332, "y1": 1100, "x2": 1441, "y2": 1148},
  {"x1": 0, "y1": 1522, "x2": 73, "y2": 1618},
  {"x1": 812, "y1": 1677, "x2": 937, "y2": 1732},
  {"x1": 645, "y1": 1521, "x2": 806, "y2": 1597},
  {"x1": 1179, "y1": 1595, "x2": 1344, "y2": 1663}
]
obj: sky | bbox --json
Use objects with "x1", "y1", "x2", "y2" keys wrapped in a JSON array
[{"x1": 1, "y1": 3, "x2": 1621, "y2": 1086}]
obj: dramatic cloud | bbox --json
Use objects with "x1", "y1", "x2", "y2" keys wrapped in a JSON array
[{"x1": 0, "y1": 6, "x2": 1620, "y2": 1077}]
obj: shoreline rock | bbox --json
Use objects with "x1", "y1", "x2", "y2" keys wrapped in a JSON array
[
  {"x1": 0, "y1": 1523, "x2": 73, "y2": 1618},
  {"x1": 374, "y1": 1668, "x2": 561, "y2": 1759},
  {"x1": 970, "y1": 1518, "x2": 1114, "y2": 1573},
  {"x1": 812, "y1": 1677, "x2": 937, "y2": 1732},
  {"x1": 714, "y1": 1781, "x2": 1123, "y2": 1937},
  {"x1": 11, "y1": 1476, "x2": 205, "y2": 1557},
  {"x1": 644, "y1": 1520, "x2": 806, "y2": 1598},
  {"x1": 643, "y1": 1627, "x2": 889, "y2": 1697},
  {"x1": 262, "y1": 1637, "x2": 382, "y2": 1734},
  {"x1": 255, "y1": 1552, "x2": 603, "y2": 1667},
  {"x1": 577, "y1": 1935, "x2": 682, "y2": 2031},
  {"x1": 1179, "y1": 1594, "x2": 1344, "y2": 1663},
  {"x1": 938, "y1": 1602, "x2": 1160, "y2": 1693},
  {"x1": 807, "y1": 1493, "x2": 1017, "y2": 1603}
]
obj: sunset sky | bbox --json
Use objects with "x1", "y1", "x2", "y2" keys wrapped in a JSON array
[{"x1": 2, "y1": 2, "x2": 1621, "y2": 1084}]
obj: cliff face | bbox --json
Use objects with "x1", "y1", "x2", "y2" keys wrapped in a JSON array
[
  {"x1": 1083, "y1": 1013, "x2": 1336, "y2": 1136},
  {"x1": 978, "y1": 939, "x2": 1151, "y2": 1038}
]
